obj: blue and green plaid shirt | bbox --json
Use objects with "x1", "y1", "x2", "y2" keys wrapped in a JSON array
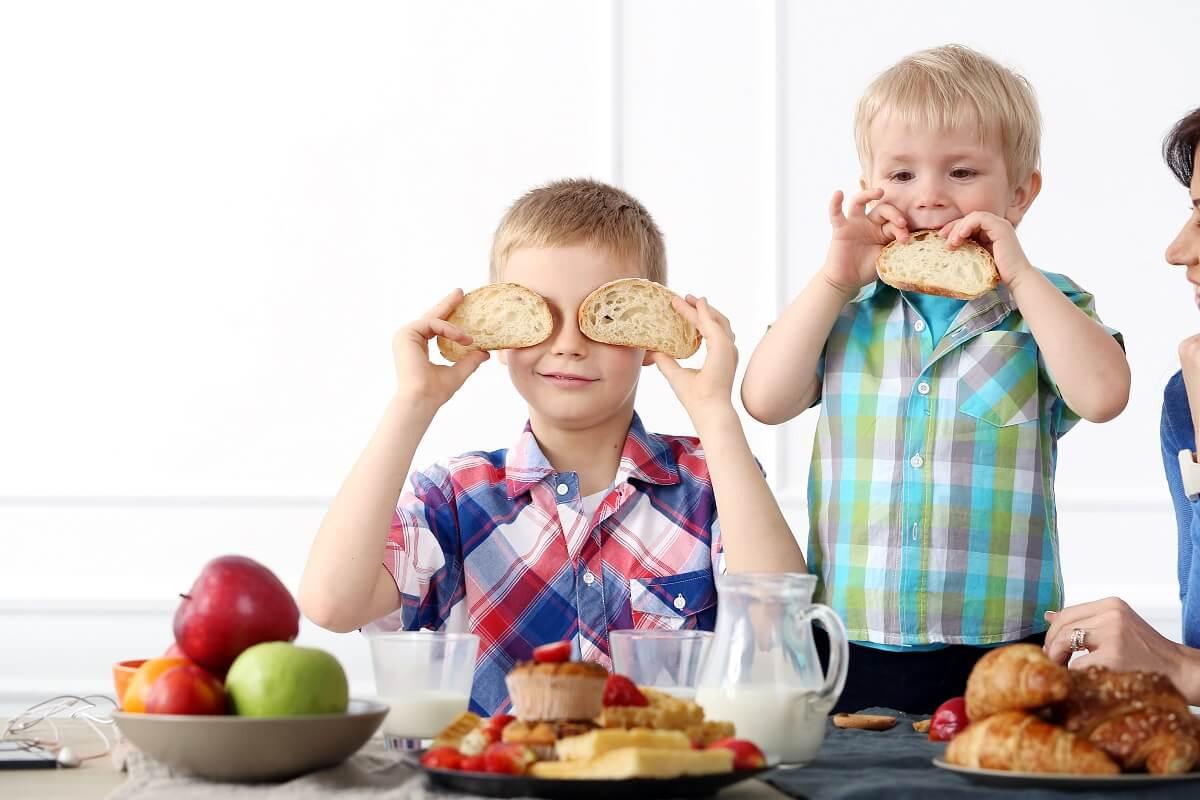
[{"x1": 808, "y1": 272, "x2": 1122, "y2": 646}]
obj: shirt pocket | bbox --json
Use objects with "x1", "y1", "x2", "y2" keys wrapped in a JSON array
[
  {"x1": 629, "y1": 570, "x2": 718, "y2": 631},
  {"x1": 956, "y1": 331, "x2": 1040, "y2": 427}
]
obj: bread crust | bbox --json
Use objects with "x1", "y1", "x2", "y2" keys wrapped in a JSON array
[
  {"x1": 876, "y1": 230, "x2": 998, "y2": 301},
  {"x1": 577, "y1": 278, "x2": 701, "y2": 359},
  {"x1": 436, "y1": 282, "x2": 553, "y2": 362}
]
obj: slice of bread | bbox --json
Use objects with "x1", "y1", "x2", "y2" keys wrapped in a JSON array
[
  {"x1": 876, "y1": 230, "x2": 998, "y2": 300},
  {"x1": 577, "y1": 278, "x2": 701, "y2": 359},
  {"x1": 436, "y1": 283, "x2": 553, "y2": 362}
]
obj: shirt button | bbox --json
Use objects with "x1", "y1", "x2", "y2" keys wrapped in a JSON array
[
  {"x1": 917, "y1": 382, "x2": 930, "y2": 395},
  {"x1": 909, "y1": 454, "x2": 925, "y2": 469},
  {"x1": 914, "y1": 319, "x2": 926, "y2": 333},
  {"x1": 583, "y1": 571, "x2": 595, "y2": 585},
  {"x1": 556, "y1": 483, "x2": 568, "y2": 496},
  {"x1": 673, "y1": 594, "x2": 686, "y2": 610}
]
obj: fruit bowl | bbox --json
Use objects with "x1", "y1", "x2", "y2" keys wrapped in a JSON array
[{"x1": 111, "y1": 699, "x2": 388, "y2": 781}]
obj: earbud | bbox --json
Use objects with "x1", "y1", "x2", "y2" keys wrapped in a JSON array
[{"x1": 56, "y1": 746, "x2": 80, "y2": 768}]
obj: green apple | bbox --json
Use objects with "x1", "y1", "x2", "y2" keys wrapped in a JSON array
[{"x1": 225, "y1": 642, "x2": 348, "y2": 716}]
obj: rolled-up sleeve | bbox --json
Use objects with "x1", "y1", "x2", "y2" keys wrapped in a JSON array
[{"x1": 363, "y1": 462, "x2": 465, "y2": 634}]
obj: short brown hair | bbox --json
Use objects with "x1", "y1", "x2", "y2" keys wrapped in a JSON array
[
  {"x1": 855, "y1": 44, "x2": 1041, "y2": 185},
  {"x1": 490, "y1": 178, "x2": 666, "y2": 284},
  {"x1": 1164, "y1": 107, "x2": 1200, "y2": 187}
]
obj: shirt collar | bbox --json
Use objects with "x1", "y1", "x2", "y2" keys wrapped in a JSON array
[
  {"x1": 504, "y1": 412, "x2": 680, "y2": 499},
  {"x1": 854, "y1": 279, "x2": 1013, "y2": 325}
]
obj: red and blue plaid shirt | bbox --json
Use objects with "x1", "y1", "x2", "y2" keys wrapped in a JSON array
[{"x1": 364, "y1": 413, "x2": 725, "y2": 715}]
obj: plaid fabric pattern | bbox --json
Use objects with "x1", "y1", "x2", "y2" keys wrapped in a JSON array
[
  {"x1": 808, "y1": 272, "x2": 1121, "y2": 646},
  {"x1": 364, "y1": 413, "x2": 723, "y2": 715}
]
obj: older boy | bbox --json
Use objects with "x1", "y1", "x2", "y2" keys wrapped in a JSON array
[
  {"x1": 301, "y1": 179, "x2": 805, "y2": 714},
  {"x1": 741, "y1": 45, "x2": 1129, "y2": 712}
]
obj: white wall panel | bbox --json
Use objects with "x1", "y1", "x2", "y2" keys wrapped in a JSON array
[{"x1": 1, "y1": 0, "x2": 1196, "y2": 714}]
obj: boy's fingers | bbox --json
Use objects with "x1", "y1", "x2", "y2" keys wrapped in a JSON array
[
  {"x1": 424, "y1": 288, "x2": 466, "y2": 320},
  {"x1": 847, "y1": 188, "x2": 884, "y2": 218},
  {"x1": 671, "y1": 295, "x2": 702, "y2": 326},
  {"x1": 696, "y1": 298, "x2": 735, "y2": 342},
  {"x1": 651, "y1": 351, "x2": 684, "y2": 380},
  {"x1": 422, "y1": 318, "x2": 473, "y2": 344},
  {"x1": 450, "y1": 349, "x2": 490, "y2": 382},
  {"x1": 828, "y1": 191, "x2": 847, "y2": 225}
]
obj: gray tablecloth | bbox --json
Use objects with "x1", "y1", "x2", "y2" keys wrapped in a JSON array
[{"x1": 764, "y1": 708, "x2": 1200, "y2": 799}]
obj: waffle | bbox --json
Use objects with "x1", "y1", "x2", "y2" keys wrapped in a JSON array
[
  {"x1": 432, "y1": 711, "x2": 482, "y2": 750},
  {"x1": 597, "y1": 687, "x2": 705, "y2": 731}
]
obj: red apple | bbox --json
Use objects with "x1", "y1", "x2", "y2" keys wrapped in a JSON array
[
  {"x1": 144, "y1": 664, "x2": 227, "y2": 715},
  {"x1": 173, "y1": 555, "x2": 300, "y2": 674},
  {"x1": 162, "y1": 643, "x2": 187, "y2": 659}
]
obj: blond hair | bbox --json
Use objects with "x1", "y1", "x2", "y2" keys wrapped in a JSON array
[
  {"x1": 490, "y1": 178, "x2": 666, "y2": 284},
  {"x1": 854, "y1": 44, "x2": 1041, "y2": 185}
]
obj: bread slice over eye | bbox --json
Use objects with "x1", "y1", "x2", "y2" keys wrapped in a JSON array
[
  {"x1": 876, "y1": 230, "x2": 999, "y2": 300},
  {"x1": 577, "y1": 278, "x2": 701, "y2": 359},
  {"x1": 436, "y1": 283, "x2": 553, "y2": 362}
]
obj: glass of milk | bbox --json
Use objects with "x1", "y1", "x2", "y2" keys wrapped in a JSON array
[
  {"x1": 364, "y1": 631, "x2": 479, "y2": 751},
  {"x1": 610, "y1": 629, "x2": 713, "y2": 699}
]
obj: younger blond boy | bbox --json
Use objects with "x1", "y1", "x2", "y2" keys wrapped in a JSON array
[
  {"x1": 301, "y1": 179, "x2": 805, "y2": 715},
  {"x1": 742, "y1": 45, "x2": 1129, "y2": 712}
]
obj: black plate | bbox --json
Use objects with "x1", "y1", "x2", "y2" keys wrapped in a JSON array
[{"x1": 404, "y1": 753, "x2": 771, "y2": 799}]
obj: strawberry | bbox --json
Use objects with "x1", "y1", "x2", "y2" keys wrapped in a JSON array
[
  {"x1": 928, "y1": 696, "x2": 969, "y2": 742},
  {"x1": 708, "y1": 738, "x2": 767, "y2": 770},
  {"x1": 602, "y1": 674, "x2": 649, "y2": 707},
  {"x1": 419, "y1": 747, "x2": 464, "y2": 771},
  {"x1": 484, "y1": 714, "x2": 516, "y2": 735},
  {"x1": 532, "y1": 641, "x2": 571, "y2": 663},
  {"x1": 482, "y1": 742, "x2": 537, "y2": 775},
  {"x1": 460, "y1": 754, "x2": 487, "y2": 773}
]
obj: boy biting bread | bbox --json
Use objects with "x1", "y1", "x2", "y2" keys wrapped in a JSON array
[
  {"x1": 741, "y1": 45, "x2": 1129, "y2": 713},
  {"x1": 300, "y1": 178, "x2": 805, "y2": 714}
]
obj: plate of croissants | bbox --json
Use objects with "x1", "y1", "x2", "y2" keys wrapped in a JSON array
[{"x1": 932, "y1": 643, "x2": 1200, "y2": 787}]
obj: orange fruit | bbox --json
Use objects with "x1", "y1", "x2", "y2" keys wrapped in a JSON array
[{"x1": 121, "y1": 657, "x2": 190, "y2": 712}]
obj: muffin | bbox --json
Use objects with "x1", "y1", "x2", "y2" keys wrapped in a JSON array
[{"x1": 505, "y1": 661, "x2": 608, "y2": 721}]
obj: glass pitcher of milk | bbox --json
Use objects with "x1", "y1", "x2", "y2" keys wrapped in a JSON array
[{"x1": 694, "y1": 573, "x2": 848, "y2": 767}]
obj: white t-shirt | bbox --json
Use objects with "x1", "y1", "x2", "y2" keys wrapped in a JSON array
[{"x1": 580, "y1": 486, "x2": 612, "y2": 521}]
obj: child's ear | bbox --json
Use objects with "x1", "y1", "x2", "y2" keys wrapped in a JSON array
[{"x1": 1005, "y1": 169, "x2": 1042, "y2": 226}]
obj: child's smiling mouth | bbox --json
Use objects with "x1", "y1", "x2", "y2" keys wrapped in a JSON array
[{"x1": 538, "y1": 372, "x2": 599, "y2": 388}]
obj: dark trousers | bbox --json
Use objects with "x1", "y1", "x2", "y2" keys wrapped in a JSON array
[{"x1": 813, "y1": 627, "x2": 1047, "y2": 715}]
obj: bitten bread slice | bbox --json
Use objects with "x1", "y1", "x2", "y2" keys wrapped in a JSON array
[
  {"x1": 578, "y1": 278, "x2": 701, "y2": 359},
  {"x1": 876, "y1": 230, "x2": 998, "y2": 300},
  {"x1": 436, "y1": 283, "x2": 553, "y2": 362}
]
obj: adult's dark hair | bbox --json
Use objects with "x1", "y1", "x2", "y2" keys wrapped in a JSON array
[{"x1": 1164, "y1": 107, "x2": 1200, "y2": 187}]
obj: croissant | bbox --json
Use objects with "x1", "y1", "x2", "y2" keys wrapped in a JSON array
[
  {"x1": 964, "y1": 643, "x2": 1070, "y2": 721},
  {"x1": 945, "y1": 711, "x2": 1119, "y2": 775},
  {"x1": 1058, "y1": 666, "x2": 1198, "y2": 775}
]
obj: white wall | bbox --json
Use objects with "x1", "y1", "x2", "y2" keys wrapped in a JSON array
[{"x1": 2, "y1": 0, "x2": 1196, "y2": 715}]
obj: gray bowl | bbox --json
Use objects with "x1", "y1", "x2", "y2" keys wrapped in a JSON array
[{"x1": 112, "y1": 699, "x2": 388, "y2": 781}]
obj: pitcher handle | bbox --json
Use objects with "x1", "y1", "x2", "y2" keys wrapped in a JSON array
[{"x1": 793, "y1": 603, "x2": 848, "y2": 712}]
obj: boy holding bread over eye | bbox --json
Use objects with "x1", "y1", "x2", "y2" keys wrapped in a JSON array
[
  {"x1": 300, "y1": 178, "x2": 805, "y2": 714},
  {"x1": 741, "y1": 45, "x2": 1130, "y2": 713}
]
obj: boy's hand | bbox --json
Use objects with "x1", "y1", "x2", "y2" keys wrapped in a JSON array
[
  {"x1": 392, "y1": 289, "x2": 490, "y2": 409},
  {"x1": 939, "y1": 212, "x2": 1033, "y2": 289},
  {"x1": 823, "y1": 188, "x2": 909, "y2": 296},
  {"x1": 652, "y1": 295, "x2": 738, "y2": 423}
]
